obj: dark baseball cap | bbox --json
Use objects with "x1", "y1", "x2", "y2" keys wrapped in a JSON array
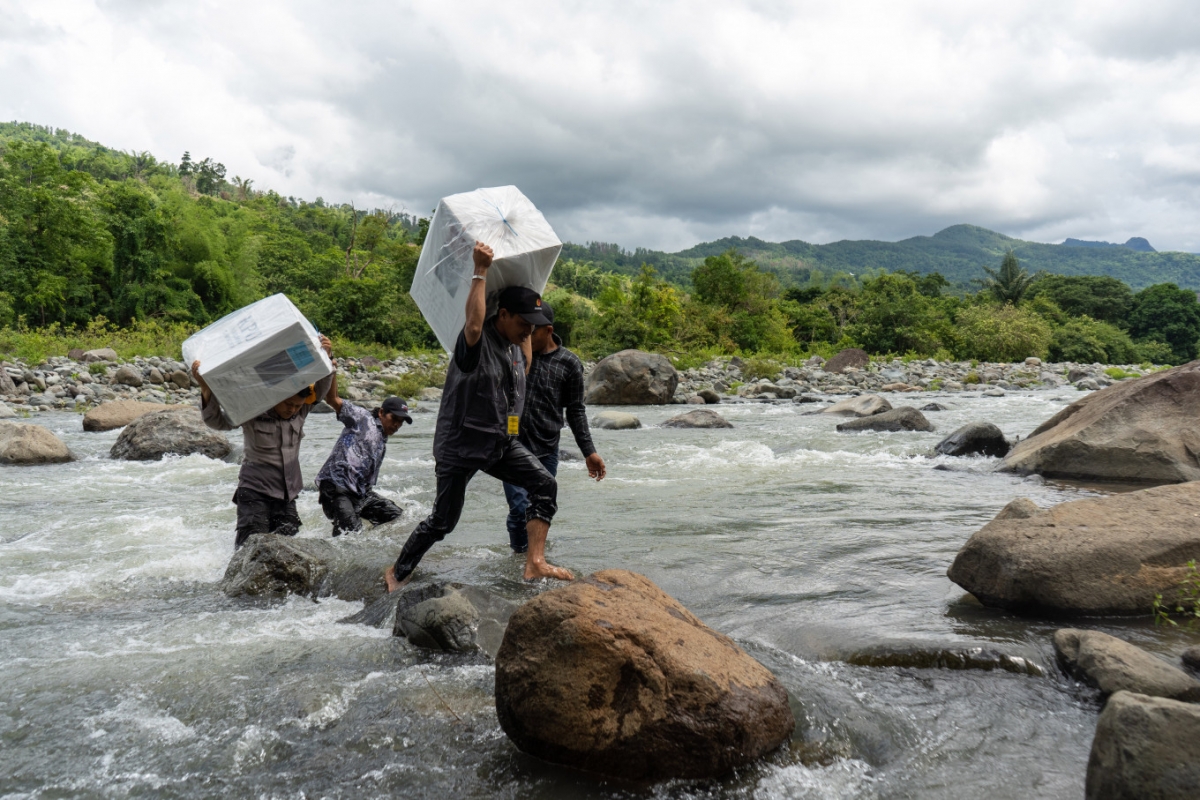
[
  {"x1": 497, "y1": 285, "x2": 551, "y2": 326},
  {"x1": 380, "y1": 396, "x2": 412, "y2": 424}
]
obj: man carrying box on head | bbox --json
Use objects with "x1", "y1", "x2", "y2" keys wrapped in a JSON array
[
  {"x1": 315, "y1": 368, "x2": 412, "y2": 536},
  {"x1": 385, "y1": 241, "x2": 573, "y2": 592},
  {"x1": 502, "y1": 301, "x2": 606, "y2": 552},
  {"x1": 192, "y1": 334, "x2": 333, "y2": 548}
]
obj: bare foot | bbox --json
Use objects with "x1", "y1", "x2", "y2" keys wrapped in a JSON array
[
  {"x1": 524, "y1": 559, "x2": 574, "y2": 582},
  {"x1": 384, "y1": 566, "x2": 410, "y2": 593}
]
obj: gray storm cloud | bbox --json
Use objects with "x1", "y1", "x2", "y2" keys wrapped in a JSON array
[{"x1": 2, "y1": 0, "x2": 1199, "y2": 251}]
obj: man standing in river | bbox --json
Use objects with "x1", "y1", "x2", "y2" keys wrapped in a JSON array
[
  {"x1": 193, "y1": 335, "x2": 334, "y2": 548},
  {"x1": 385, "y1": 241, "x2": 573, "y2": 591},
  {"x1": 502, "y1": 301, "x2": 606, "y2": 552}
]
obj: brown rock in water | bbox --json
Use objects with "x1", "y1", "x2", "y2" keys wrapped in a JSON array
[
  {"x1": 823, "y1": 348, "x2": 870, "y2": 374},
  {"x1": 584, "y1": 350, "x2": 679, "y2": 405},
  {"x1": 494, "y1": 569, "x2": 794, "y2": 781},
  {"x1": 0, "y1": 422, "x2": 72, "y2": 465},
  {"x1": 83, "y1": 400, "x2": 171, "y2": 432},
  {"x1": 820, "y1": 394, "x2": 892, "y2": 417},
  {"x1": 836, "y1": 406, "x2": 933, "y2": 432},
  {"x1": 110, "y1": 407, "x2": 231, "y2": 461},
  {"x1": 1086, "y1": 692, "x2": 1200, "y2": 800},
  {"x1": 1000, "y1": 359, "x2": 1200, "y2": 483},
  {"x1": 1054, "y1": 629, "x2": 1200, "y2": 701},
  {"x1": 948, "y1": 483, "x2": 1200, "y2": 616},
  {"x1": 661, "y1": 409, "x2": 733, "y2": 429}
]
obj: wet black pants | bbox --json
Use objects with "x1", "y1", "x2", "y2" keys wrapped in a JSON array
[
  {"x1": 234, "y1": 488, "x2": 301, "y2": 548},
  {"x1": 392, "y1": 440, "x2": 557, "y2": 582},
  {"x1": 318, "y1": 480, "x2": 403, "y2": 536}
]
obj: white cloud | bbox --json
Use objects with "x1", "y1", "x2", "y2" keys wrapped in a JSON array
[{"x1": 2, "y1": 0, "x2": 1199, "y2": 252}]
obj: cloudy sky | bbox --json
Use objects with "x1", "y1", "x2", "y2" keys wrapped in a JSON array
[{"x1": 3, "y1": 1, "x2": 1200, "y2": 252}]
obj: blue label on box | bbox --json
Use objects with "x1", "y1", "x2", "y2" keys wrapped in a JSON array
[{"x1": 287, "y1": 342, "x2": 314, "y2": 370}]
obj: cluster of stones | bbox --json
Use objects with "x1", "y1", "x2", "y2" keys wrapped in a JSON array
[
  {"x1": 0, "y1": 348, "x2": 197, "y2": 413},
  {"x1": 328, "y1": 354, "x2": 450, "y2": 406},
  {"x1": 668, "y1": 353, "x2": 1149, "y2": 403}
]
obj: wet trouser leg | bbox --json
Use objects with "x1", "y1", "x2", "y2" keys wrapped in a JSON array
[
  {"x1": 318, "y1": 480, "x2": 363, "y2": 537},
  {"x1": 502, "y1": 452, "x2": 559, "y2": 552},
  {"x1": 391, "y1": 464, "x2": 475, "y2": 582},
  {"x1": 359, "y1": 491, "x2": 403, "y2": 526},
  {"x1": 234, "y1": 488, "x2": 301, "y2": 548}
]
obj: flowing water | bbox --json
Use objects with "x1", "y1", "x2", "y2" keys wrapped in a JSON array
[{"x1": 2, "y1": 392, "x2": 1195, "y2": 799}]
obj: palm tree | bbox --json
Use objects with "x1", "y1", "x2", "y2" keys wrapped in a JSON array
[{"x1": 982, "y1": 250, "x2": 1038, "y2": 304}]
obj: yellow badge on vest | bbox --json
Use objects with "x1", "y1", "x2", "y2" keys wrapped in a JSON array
[{"x1": 507, "y1": 415, "x2": 520, "y2": 435}]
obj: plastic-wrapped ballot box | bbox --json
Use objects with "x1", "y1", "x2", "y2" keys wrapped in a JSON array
[
  {"x1": 410, "y1": 185, "x2": 562, "y2": 352},
  {"x1": 181, "y1": 294, "x2": 332, "y2": 426}
]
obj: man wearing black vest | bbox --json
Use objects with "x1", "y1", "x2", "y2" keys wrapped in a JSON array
[{"x1": 385, "y1": 241, "x2": 573, "y2": 591}]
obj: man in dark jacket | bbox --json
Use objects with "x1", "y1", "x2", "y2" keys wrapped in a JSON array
[
  {"x1": 385, "y1": 241, "x2": 573, "y2": 591},
  {"x1": 316, "y1": 372, "x2": 412, "y2": 535},
  {"x1": 193, "y1": 335, "x2": 334, "y2": 548},
  {"x1": 502, "y1": 301, "x2": 606, "y2": 551}
]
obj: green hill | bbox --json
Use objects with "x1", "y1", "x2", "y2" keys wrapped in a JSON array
[{"x1": 566, "y1": 225, "x2": 1200, "y2": 291}]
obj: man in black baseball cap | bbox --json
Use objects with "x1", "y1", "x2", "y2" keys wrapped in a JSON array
[
  {"x1": 315, "y1": 365, "x2": 412, "y2": 537},
  {"x1": 386, "y1": 241, "x2": 573, "y2": 591}
]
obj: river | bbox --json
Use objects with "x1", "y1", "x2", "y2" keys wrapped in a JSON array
[{"x1": 0, "y1": 392, "x2": 1186, "y2": 798}]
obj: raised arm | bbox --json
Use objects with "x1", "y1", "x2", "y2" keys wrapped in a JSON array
[
  {"x1": 192, "y1": 360, "x2": 236, "y2": 431},
  {"x1": 463, "y1": 241, "x2": 494, "y2": 347},
  {"x1": 325, "y1": 366, "x2": 343, "y2": 414}
]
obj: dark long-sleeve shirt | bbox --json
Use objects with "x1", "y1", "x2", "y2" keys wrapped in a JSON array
[
  {"x1": 200, "y1": 372, "x2": 332, "y2": 501},
  {"x1": 315, "y1": 401, "x2": 386, "y2": 497},
  {"x1": 519, "y1": 334, "x2": 596, "y2": 459}
]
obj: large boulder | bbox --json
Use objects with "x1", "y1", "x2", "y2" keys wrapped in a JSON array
[
  {"x1": 1054, "y1": 629, "x2": 1200, "y2": 701},
  {"x1": 935, "y1": 422, "x2": 1010, "y2": 457},
  {"x1": 1001, "y1": 360, "x2": 1200, "y2": 483},
  {"x1": 820, "y1": 394, "x2": 892, "y2": 417},
  {"x1": 836, "y1": 406, "x2": 933, "y2": 432},
  {"x1": 392, "y1": 583, "x2": 517, "y2": 658},
  {"x1": 83, "y1": 400, "x2": 169, "y2": 432},
  {"x1": 494, "y1": 569, "x2": 794, "y2": 781},
  {"x1": 948, "y1": 483, "x2": 1200, "y2": 616},
  {"x1": 591, "y1": 410, "x2": 641, "y2": 430},
  {"x1": 823, "y1": 348, "x2": 870, "y2": 374},
  {"x1": 81, "y1": 348, "x2": 118, "y2": 363},
  {"x1": 584, "y1": 350, "x2": 679, "y2": 405},
  {"x1": 1086, "y1": 691, "x2": 1200, "y2": 800},
  {"x1": 660, "y1": 409, "x2": 733, "y2": 429},
  {"x1": 109, "y1": 407, "x2": 231, "y2": 461},
  {"x1": 0, "y1": 422, "x2": 72, "y2": 465},
  {"x1": 112, "y1": 365, "x2": 144, "y2": 387}
]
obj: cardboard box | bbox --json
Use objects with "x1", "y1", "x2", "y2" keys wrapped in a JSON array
[
  {"x1": 410, "y1": 185, "x2": 562, "y2": 352},
  {"x1": 181, "y1": 294, "x2": 332, "y2": 426}
]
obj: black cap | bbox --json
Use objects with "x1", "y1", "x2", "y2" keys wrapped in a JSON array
[
  {"x1": 537, "y1": 301, "x2": 554, "y2": 326},
  {"x1": 380, "y1": 396, "x2": 412, "y2": 424},
  {"x1": 497, "y1": 285, "x2": 551, "y2": 325}
]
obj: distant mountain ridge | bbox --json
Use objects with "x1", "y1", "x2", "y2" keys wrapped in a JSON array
[
  {"x1": 563, "y1": 224, "x2": 1200, "y2": 291},
  {"x1": 1063, "y1": 237, "x2": 1156, "y2": 252}
]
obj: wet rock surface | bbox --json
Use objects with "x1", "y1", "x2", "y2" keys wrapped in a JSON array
[
  {"x1": 83, "y1": 400, "x2": 171, "y2": 432},
  {"x1": 494, "y1": 569, "x2": 794, "y2": 781},
  {"x1": 845, "y1": 644, "x2": 1044, "y2": 676},
  {"x1": 821, "y1": 394, "x2": 892, "y2": 417},
  {"x1": 391, "y1": 583, "x2": 518, "y2": 658},
  {"x1": 1053, "y1": 629, "x2": 1200, "y2": 701},
  {"x1": 1086, "y1": 691, "x2": 1200, "y2": 800},
  {"x1": 0, "y1": 422, "x2": 72, "y2": 465},
  {"x1": 948, "y1": 484, "x2": 1200, "y2": 616},
  {"x1": 591, "y1": 410, "x2": 641, "y2": 430},
  {"x1": 660, "y1": 409, "x2": 733, "y2": 429},
  {"x1": 836, "y1": 406, "x2": 933, "y2": 432},
  {"x1": 934, "y1": 422, "x2": 1011, "y2": 457},
  {"x1": 109, "y1": 407, "x2": 232, "y2": 461}
]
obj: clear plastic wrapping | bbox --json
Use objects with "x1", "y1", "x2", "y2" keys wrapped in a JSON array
[
  {"x1": 181, "y1": 294, "x2": 332, "y2": 426},
  {"x1": 410, "y1": 185, "x2": 562, "y2": 352}
]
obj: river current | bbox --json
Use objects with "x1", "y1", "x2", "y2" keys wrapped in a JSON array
[{"x1": 2, "y1": 391, "x2": 1193, "y2": 799}]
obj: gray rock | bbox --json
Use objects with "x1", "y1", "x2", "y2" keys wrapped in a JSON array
[
  {"x1": 418, "y1": 386, "x2": 443, "y2": 402},
  {"x1": 981, "y1": 388, "x2": 1006, "y2": 397},
  {"x1": 846, "y1": 644, "x2": 1043, "y2": 676},
  {"x1": 793, "y1": 394, "x2": 823, "y2": 404},
  {"x1": 685, "y1": 394, "x2": 705, "y2": 404},
  {"x1": 393, "y1": 583, "x2": 518, "y2": 658},
  {"x1": 697, "y1": 388, "x2": 721, "y2": 404},
  {"x1": 821, "y1": 394, "x2": 892, "y2": 417},
  {"x1": 837, "y1": 406, "x2": 933, "y2": 433},
  {"x1": 591, "y1": 410, "x2": 641, "y2": 430},
  {"x1": 67, "y1": 348, "x2": 85, "y2": 361},
  {"x1": 1054, "y1": 629, "x2": 1200, "y2": 701},
  {"x1": 81, "y1": 348, "x2": 118, "y2": 363},
  {"x1": 1076, "y1": 378, "x2": 1100, "y2": 390},
  {"x1": 0, "y1": 367, "x2": 14, "y2": 395},
  {"x1": 0, "y1": 422, "x2": 72, "y2": 464},
  {"x1": 27, "y1": 394, "x2": 55, "y2": 407},
  {"x1": 169, "y1": 369, "x2": 192, "y2": 390},
  {"x1": 1086, "y1": 691, "x2": 1200, "y2": 800},
  {"x1": 948, "y1": 483, "x2": 1200, "y2": 616},
  {"x1": 1183, "y1": 646, "x2": 1200, "y2": 672},
  {"x1": 83, "y1": 400, "x2": 169, "y2": 432},
  {"x1": 1068, "y1": 366, "x2": 1090, "y2": 382},
  {"x1": 113, "y1": 365, "x2": 143, "y2": 387},
  {"x1": 585, "y1": 350, "x2": 679, "y2": 405},
  {"x1": 221, "y1": 531, "x2": 403, "y2": 602},
  {"x1": 0, "y1": 403, "x2": 15, "y2": 420},
  {"x1": 311, "y1": 400, "x2": 335, "y2": 414},
  {"x1": 147, "y1": 368, "x2": 165, "y2": 385},
  {"x1": 110, "y1": 407, "x2": 231, "y2": 461},
  {"x1": 935, "y1": 422, "x2": 1010, "y2": 457},
  {"x1": 824, "y1": 348, "x2": 870, "y2": 374},
  {"x1": 921, "y1": 403, "x2": 948, "y2": 411},
  {"x1": 661, "y1": 409, "x2": 733, "y2": 429}
]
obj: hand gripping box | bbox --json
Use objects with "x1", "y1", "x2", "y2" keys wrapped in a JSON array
[
  {"x1": 181, "y1": 294, "x2": 332, "y2": 426},
  {"x1": 410, "y1": 185, "x2": 562, "y2": 352}
]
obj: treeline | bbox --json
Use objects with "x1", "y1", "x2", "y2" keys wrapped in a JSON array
[{"x1": 3, "y1": 121, "x2": 1200, "y2": 367}]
